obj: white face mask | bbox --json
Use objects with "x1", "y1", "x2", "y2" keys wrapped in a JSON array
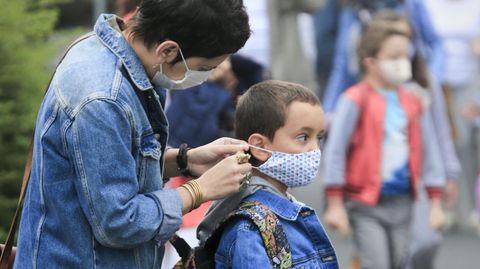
[
  {"x1": 152, "y1": 48, "x2": 213, "y2": 90},
  {"x1": 379, "y1": 58, "x2": 412, "y2": 86},
  {"x1": 250, "y1": 145, "x2": 321, "y2": 188}
]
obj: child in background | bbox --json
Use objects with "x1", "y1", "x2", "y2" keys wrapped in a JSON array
[
  {"x1": 322, "y1": 22, "x2": 445, "y2": 269},
  {"x1": 208, "y1": 80, "x2": 338, "y2": 268}
]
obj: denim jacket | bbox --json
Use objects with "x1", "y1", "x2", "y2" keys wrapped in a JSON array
[
  {"x1": 14, "y1": 14, "x2": 182, "y2": 269},
  {"x1": 215, "y1": 190, "x2": 338, "y2": 269}
]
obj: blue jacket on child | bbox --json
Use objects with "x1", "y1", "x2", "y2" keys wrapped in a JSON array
[{"x1": 215, "y1": 190, "x2": 338, "y2": 269}]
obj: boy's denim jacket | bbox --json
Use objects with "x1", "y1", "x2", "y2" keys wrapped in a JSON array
[
  {"x1": 215, "y1": 190, "x2": 338, "y2": 269},
  {"x1": 14, "y1": 14, "x2": 182, "y2": 268}
]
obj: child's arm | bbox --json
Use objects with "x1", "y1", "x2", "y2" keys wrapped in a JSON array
[
  {"x1": 429, "y1": 82, "x2": 461, "y2": 183},
  {"x1": 462, "y1": 102, "x2": 480, "y2": 127},
  {"x1": 215, "y1": 219, "x2": 271, "y2": 268},
  {"x1": 429, "y1": 197, "x2": 446, "y2": 230},
  {"x1": 324, "y1": 196, "x2": 350, "y2": 236},
  {"x1": 323, "y1": 94, "x2": 360, "y2": 235},
  {"x1": 421, "y1": 109, "x2": 446, "y2": 230}
]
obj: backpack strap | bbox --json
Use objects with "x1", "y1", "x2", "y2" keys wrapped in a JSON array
[
  {"x1": 233, "y1": 201, "x2": 292, "y2": 269},
  {"x1": 171, "y1": 200, "x2": 293, "y2": 269}
]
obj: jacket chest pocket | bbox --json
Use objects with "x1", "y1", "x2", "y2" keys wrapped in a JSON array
[
  {"x1": 319, "y1": 252, "x2": 338, "y2": 269},
  {"x1": 138, "y1": 133, "x2": 162, "y2": 192},
  {"x1": 292, "y1": 251, "x2": 338, "y2": 269}
]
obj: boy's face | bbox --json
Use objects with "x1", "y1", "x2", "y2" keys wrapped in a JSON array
[
  {"x1": 376, "y1": 35, "x2": 410, "y2": 62},
  {"x1": 365, "y1": 35, "x2": 411, "y2": 87},
  {"x1": 264, "y1": 101, "x2": 325, "y2": 154}
]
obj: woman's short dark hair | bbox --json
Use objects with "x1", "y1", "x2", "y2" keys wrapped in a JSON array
[
  {"x1": 235, "y1": 80, "x2": 320, "y2": 142},
  {"x1": 128, "y1": 0, "x2": 251, "y2": 61}
]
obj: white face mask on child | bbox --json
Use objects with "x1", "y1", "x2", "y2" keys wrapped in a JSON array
[
  {"x1": 250, "y1": 145, "x2": 321, "y2": 188},
  {"x1": 379, "y1": 58, "x2": 412, "y2": 86},
  {"x1": 152, "y1": 48, "x2": 212, "y2": 90}
]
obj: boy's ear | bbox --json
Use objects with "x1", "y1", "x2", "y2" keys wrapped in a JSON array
[
  {"x1": 154, "y1": 40, "x2": 180, "y2": 64},
  {"x1": 363, "y1": 57, "x2": 376, "y2": 72},
  {"x1": 247, "y1": 133, "x2": 271, "y2": 162}
]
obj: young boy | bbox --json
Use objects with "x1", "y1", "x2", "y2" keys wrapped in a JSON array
[
  {"x1": 209, "y1": 80, "x2": 338, "y2": 268},
  {"x1": 322, "y1": 23, "x2": 446, "y2": 269}
]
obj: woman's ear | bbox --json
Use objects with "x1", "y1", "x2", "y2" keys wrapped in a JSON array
[
  {"x1": 154, "y1": 40, "x2": 179, "y2": 64},
  {"x1": 248, "y1": 133, "x2": 271, "y2": 162}
]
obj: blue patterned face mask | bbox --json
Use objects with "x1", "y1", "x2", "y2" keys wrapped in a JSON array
[{"x1": 250, "y1": 145, "x2": 321, "y2": 188}]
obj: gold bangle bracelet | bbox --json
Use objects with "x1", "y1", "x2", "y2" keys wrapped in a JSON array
[
  {"x1": 187, "y1": 183, "x2": 199, "y2": 210},
  {"x1": 187, "y1": 180, "x2": 203, "y2": 210},
  {"x1": 180, "y1": 184, "x2": 196, "y2": 212}
]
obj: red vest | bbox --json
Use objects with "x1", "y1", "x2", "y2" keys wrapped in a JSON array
[{"x1": 331, "y1": 81, "x2": 423, "y2": 205}]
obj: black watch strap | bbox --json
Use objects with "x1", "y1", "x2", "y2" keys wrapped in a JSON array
[{"x1": 177, "y1": 143, "x2": 194, "y2": 178}]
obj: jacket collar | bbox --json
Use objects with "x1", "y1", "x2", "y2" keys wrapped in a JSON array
[
  {"x1": 94, "y1": 14, "x2": 153, "y2": 91},
  {"x1": 245, "y1": 189, "x2": 313, "y2": 221}
]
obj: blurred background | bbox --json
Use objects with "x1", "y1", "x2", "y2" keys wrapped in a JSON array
[
  {"x1": 1, "y1": 0, "x2": 479, "y2": 268},
  {"x1": 0, "y1": 0, "x2": 120, "y2": 240}
]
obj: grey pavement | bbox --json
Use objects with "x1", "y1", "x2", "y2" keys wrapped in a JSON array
[{"x1": 325, "y1": 229, "x2": 480, "y2": 269}]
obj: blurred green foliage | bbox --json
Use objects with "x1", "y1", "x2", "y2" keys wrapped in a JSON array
[{"x1": 0, "y1": 0, "x2": 86, "y2": 242}]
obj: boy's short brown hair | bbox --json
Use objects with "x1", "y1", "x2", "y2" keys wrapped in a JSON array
[
  {"x1": 358, "y1": 21, "x2": 410, "y2": 73},
  {"x1": 235, "y1": 80, "x2": 320, "y2": 142}
]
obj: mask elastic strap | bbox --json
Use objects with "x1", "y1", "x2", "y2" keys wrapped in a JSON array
[
  {"x1": 158, "y1": 46, "x2": 189, "y2": 75},
  {"x1": 177, "y1": 47, "x2": 190, "y2": 72},
  {"x1": 248, "y1": 144, "x2": 273, "y2": 154}
]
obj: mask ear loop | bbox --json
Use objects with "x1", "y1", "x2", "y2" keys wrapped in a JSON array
[
  {"x1": 157, "y1": 46, "x2": 189, "y2": 78},
  {"x1": 248, "y1": 144, "x2": 273, "y2": 154},
  {"x1": 177, "y1": 47, "x2": 191, "y2": 72},
  {"x1": 248, "y1": 144, "x2": 274, "y2": 170}
]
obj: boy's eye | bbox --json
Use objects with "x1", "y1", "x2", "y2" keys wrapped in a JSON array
[
  {"x1": 317, "y1": 135, "x2": 326, "y2": 148},
  {"x1": 296, "y1": 134, "x2": 307, "y2": 142}
]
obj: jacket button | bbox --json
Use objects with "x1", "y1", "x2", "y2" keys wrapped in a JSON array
[{"x1": 300, "y1": 211, "x2": 311, "y2": 217}]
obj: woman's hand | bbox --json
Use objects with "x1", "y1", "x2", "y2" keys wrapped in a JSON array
[
  {"x1": 195, "y1": 152, "x2": 252, "y2": 202},
  {"x1": 187, "y1": 137, "x2": 249, "y2": 177}
]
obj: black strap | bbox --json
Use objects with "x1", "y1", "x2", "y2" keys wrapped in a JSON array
[
  {"x1": 120, "y1": 67, "x2": 171, "y2": 184},
  {"x1": 171, "y1": 201, "x2": 293, "y2": 269}
]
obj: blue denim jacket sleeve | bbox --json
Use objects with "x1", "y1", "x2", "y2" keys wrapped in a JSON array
[
  {"x1": 216, "y1": 219, "x2": 271, "y2": 268},
  {"x1": 407, "y1": 0, "x2": 445, "y2": 83},
  {"x1": 322, "y1": 7, "x2": 358, "y2": 113},
  {"x1": 314, "y1": 0, "x2": 339, "y2": 82},
  {"x1": 67, "y1": 98, "x2": 182, "y2": 248}
]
